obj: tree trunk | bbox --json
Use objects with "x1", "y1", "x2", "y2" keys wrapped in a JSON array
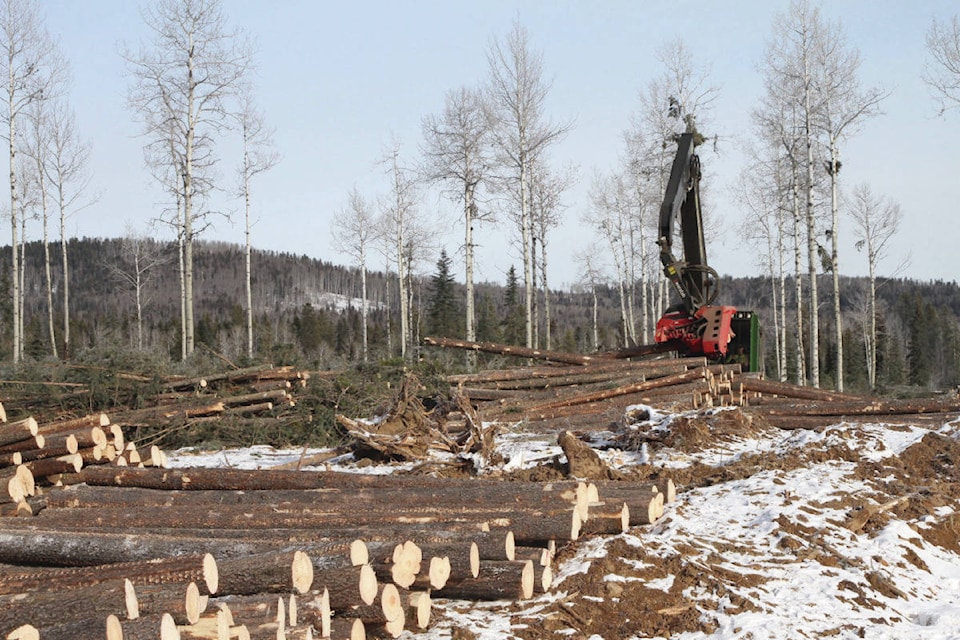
[
  {"x1": 244, "y1": 165, "x2": 254, "y2": 359},
  {"x1": 791, "y1": 168, "x2": 805, "y2": 385},
  {"x1": 60, "y1": 189, "x2": 71, "y2": 359},
  {"x1": 803, "y1": 52, "x2": 820, "y2": 388},
  {"x1": 464, "y1": 184, "x2": 476, "y2": 369},
  {"x1": 40, "y1": 169, "x2": 58, "y2": 359},
  {"x1": 9, "y1": 86, "x2": 21, "y2": 364},
  {"x1": 829, "y1": 143, "x2": 843, "y2": 392}
]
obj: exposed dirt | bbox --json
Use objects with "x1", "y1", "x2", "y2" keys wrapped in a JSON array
[{"x1": 478, "y1": 410, "x2": 960, "y2": 640}]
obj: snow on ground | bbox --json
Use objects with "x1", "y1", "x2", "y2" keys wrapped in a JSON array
[{"x1": 168, "y1": 410, "x2": 960, "y2": 640}]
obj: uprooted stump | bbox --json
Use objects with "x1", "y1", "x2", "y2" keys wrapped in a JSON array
[{"x1": 336, "y1": 374, "x2": 501, "y2": 468}]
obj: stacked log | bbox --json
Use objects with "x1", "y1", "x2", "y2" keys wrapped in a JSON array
[
  {"x1": 426, "y1": 338, "x2": 960, "y2": 432},
  {"x1": 0, "y1": 463, "x2": 668, "y2": 639},
  {"x1": 0, "y1": 412, "x2": 170, "y2": 517}
]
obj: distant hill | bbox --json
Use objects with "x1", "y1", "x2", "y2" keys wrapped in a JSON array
[{"x1": 1, "y1": 237, "x2": 958, "y2": 391}]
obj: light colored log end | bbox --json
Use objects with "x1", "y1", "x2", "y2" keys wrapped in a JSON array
[
  {"x1": 359, "y1": 564, "x2": 378, "y2": 606},
  {"x1": 124, "y1": 578, "x2": 139, "y2": 620},
  {"x1": 186, "y1": 581, "x2": 202, "y2": 625},
  {"x1": 349, "y1": 539, "x2": 368, "y2": 566},
  {"x1": 160, "y1": 613, "x2": 180, "y2": 640},
  {"x1": 292, "y1": 549, "x2": 313, "y2": 594},
  {"x1": 469, "y1": 542, "x2": 480, "y2": 578},
  {"x1": 203, "y1": 552, "x2": 219, "y2": 595},
  {"x1": 105, "y1": 615, "x2": 122, "y2": 640},
  {"x1": 6, "y1": 624, "x2": 39, "y2": 640},
  {"x1": 408, "y1": 591, "x2": 431, "y2": 629},
  {"x1": 428, "y1": 556, "x2": 451, "y2": 590},
  {"x1": 505, "y1": 531, "x2": 516, "y2": 561},
  {"x1": 520, "y1": 559, "x2": 535, "y2": 600},
  {"x1": 380, "y1": 583, "x2": 403, "y2": 623}
]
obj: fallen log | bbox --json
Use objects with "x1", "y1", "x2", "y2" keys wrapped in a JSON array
[
  {"x1": 106, "y1": 613, "x2": 178, "y2": 640},
  {"x1": 0, "y1": 553, "x2": 216, "y2": 595},
  {"x1": 528, "y1": 369, "x2": 707, "y2": 413},
  {"x1": 127, "y1": 579, "x2": 205, "y2": 624},
  {"x1": 737, "y1": 377, "x2": 866, "y2": 402},
  {"x1": 212, "y1": 549, "x2": 314, "y2": 596},
  {"x1": 447, "y1": 357, "x2": 708, "y2": 386},
  {"x1": 0, "y1": 417, "x2": 37, "y2": 448},
  {"x1": 0, "y1": 527, "x2": 286, "y2": 567},
  {"x1": 423, "y1": 336, "x2": 601, "y2": 366},
  {"x1": 747, "y1": 396, "x2": 960, "y2": 417},
  {"x1": 434, "y1": 559, "x2": 535, "y2": 601}
]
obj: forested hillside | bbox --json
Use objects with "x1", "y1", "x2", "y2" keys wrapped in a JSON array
[{"x1": 2, "y1": 238, "x2": 958, "y2": 394}]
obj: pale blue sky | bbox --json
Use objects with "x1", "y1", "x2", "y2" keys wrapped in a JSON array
[{"x1": 38, "y1": 0, "x2": 960, "y2": 289}]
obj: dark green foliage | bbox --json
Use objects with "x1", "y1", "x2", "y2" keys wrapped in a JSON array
[
  {"x1": 427, "y1": 249, "x2": 463, "y2": 339},
  {"x1": 500, "y1": 265, "x2": 525, "y2": 345}
]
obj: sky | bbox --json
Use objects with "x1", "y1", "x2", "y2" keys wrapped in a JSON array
[{"x1": 32, "y1": 0, "x2": 960, "y2": 290}]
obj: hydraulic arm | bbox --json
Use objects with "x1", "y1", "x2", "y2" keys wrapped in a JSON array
[{"x1": 654, "y1": 132, "x2": 757, "y2": 368}]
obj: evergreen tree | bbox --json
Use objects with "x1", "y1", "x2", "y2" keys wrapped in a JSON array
[
  {"x1": 475, "y1": 292, "x2": 501, "y2": 343},
  {"x1": 427, "y1": 250, "x2": 463, "y2": 338},
  {"x1": 501, "y1": 265, "x2": 525, "y2": 345}
]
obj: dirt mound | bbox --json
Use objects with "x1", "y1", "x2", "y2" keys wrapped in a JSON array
[{"x1": 512, "y1": 536, "x2": 760, "y2": 639}]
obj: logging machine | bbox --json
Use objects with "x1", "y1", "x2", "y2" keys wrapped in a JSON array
[{"x1": 653, "y1": 132, "x2": 761, "y2": 372}]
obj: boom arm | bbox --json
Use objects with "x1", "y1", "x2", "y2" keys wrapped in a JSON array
[{"x1": 657, "y1": 132, "x2": 716, "y2": 313}]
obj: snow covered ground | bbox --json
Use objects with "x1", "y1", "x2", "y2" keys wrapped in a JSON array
[{"x1": 168, "y1": 406, "x2": 960, "y2": 640}]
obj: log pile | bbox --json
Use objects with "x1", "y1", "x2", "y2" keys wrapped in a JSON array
[
  {"x1": 0, "y1": 412, "x2": 168, "y2": 517},
  {"x1": 0, "y1": 463, "x2": 671, "y2": 639},
  {"x1": 426, "y1": 338, "x2": 960, "y2": 432}
]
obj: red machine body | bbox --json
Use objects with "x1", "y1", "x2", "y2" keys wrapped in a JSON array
[{"x1": 655, "y1": 305, "x2": 737, "y2": 359}]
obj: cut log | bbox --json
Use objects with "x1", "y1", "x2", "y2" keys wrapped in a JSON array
[
  {"x1": 127, "y1": 580, "x2": 205, "y2": 625},
  {"x1": 0, "y1": 526, "x2": 288, "y2": 567},
  {"x1": 0, "y1": 417, "x2": 37, "y2": 448},
  {"x1": 529, "y1": 369, "x2": 707, "y2": 413},
  {"x1": 737, "y1": 377, "x2": 864, "y2": 402},
  {"x1": 423, "y1": 336, "x2": 604, "y2": 365},
  {"x1": 406, "y1": 591, "x2": 431, "y2": 630},
  {"x1": 37, "y1": 413, "x2": 110, "y2": 436},
  {"x1": 106, "y1": 612, "x2": 181, "y2": 640},
  {"x1": 317, "y1": 564, "x2": 378, "y2": 610},
  {"x1": 434, "y1": 559, "x2": 534, "y2": 601},
  {"x1": 0, "y1": 553, "x2": 215, "y2": 596},
  {"x1": 213, "y1": 549, "x2": 314, "y2": 596}
]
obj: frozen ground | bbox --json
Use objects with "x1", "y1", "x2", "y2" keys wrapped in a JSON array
[{"x1": 169, "y1": 407, "x2": 960, "y2": 639}]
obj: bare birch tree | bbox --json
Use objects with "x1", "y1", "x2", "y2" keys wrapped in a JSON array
[
  {"x1": 529, "y1": 158, "x2": 573, "y2": 350},
  {"x1": 421, "y1": 85, "x2": 492, "y2": 364},
  {"x1": 813, "y1": 17, "x2": 886, "y2": 392},
  {"x1": 924, "y1": 14, "x2": 960, "y2": 116},
  {"x1": 1, "y1": 0, "x2": 57, "y2": 363},
  {"x1": 764, "y1": 0, "x2": 830, "y2": 387},
  {"x1": 734, "y1": 142, "x2": 790, "y2": 381},
  {"x1": 110, "y1": 227, "x2": 171, "y2": 351},
  {"x1": 22, "y1": 91, "x2": 56, "y2": 357},
  {"x1": 236, "y1": 94, "x2": 278, "y2": 360},
  {"x1": 586, "y1": 169, "x2": 634, "y2": 347},
  {"x1": 575, "y1": 243, "x2": 606, "y2": 352},
  {"x1": 332, "y1": 187, "x2": 377, "y2": 362},
  {"x1": 486, "y1": 18, "x2": 570, "y2": 348},
  {"x1": 848, "y1": 183, "x2": 902, "y2": 390},
  {"x1": 379, "y1": 139, "x2": 421, "y2": 361},
  {"x1": 124, "y1": 0, "x2": 250, "y2": 358},
  {"x1": 45, "y1": 99, "x2": 91, "y2": 361}
]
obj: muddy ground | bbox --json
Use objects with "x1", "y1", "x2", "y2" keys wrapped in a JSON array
[{"x1": 434, "y1": 408, "x2": 960, "y2": 640}]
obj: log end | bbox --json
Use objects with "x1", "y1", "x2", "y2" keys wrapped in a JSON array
[
  {"x1": 520, "y1": 559, "x2": 535, "y2": 600},
  {"x1": 359, "y1": 564, "x2": 378, "y2": 606},
  {"x1": 203, "y1": 553, "x2": 219, "y2": 595},
  {"x1": 349, "y1": 539, "x2": 369, "y2": 566},
  {"x1": 292, "y1": 549, "x2": 314, "y2": 594}
]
